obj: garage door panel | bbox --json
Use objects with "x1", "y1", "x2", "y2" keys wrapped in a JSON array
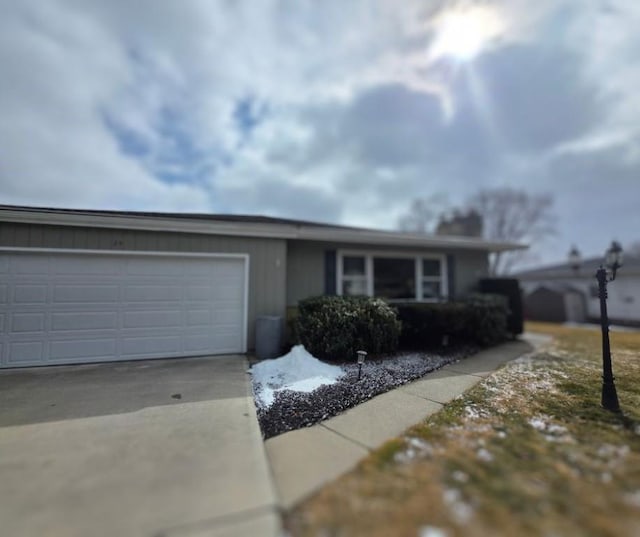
[
  {"x1": 212, "y1": 305, "x2": 243, "y2": 320},
  {"x1": 212, "y1": 260, "x2": 244, "y2": 277},
  {"x1": 124, "y1": 284, "x2": 183, "y2": 301},
  {"x1": 211, "y1": 334, "x2": 242, "y2": 350},
  {"x1": 0, "y1": 252, "x2": 247, "y2": 367},
  {"x1": 8, "y1": 341, "x2": 44, "y2": 363},
  {"x1": 183, "y1": 261, "x2": 219, "y2": 276},
  {"x1": 51, "y1": 311, "x2": 119, "y2": 331},
  {"x1": 50, "y1": 339, "x2": 118, "y2": 360},
  {"x1": 121, "y1": 335, "x2": 182, "y2": 356},
  {"x1": 184, "y1": 334, "x2": 210, "y2": 353},
  {"x1": 123, "y1": 310, "x2": 182, "y2": 329},
  {"x1": 186, "y1": 286, "x2": 215, "y2": 301},
  {"x1": 11, "y1": 313, "x2": 45, "y2": 332},
  {"x1": 213, "y1": 283, "x2": 245, "y2": 300},
  {"x1": 13, "y1": 285, "x2": 48, "y2": 304},
  {"x1": 187, "y1": 310, "x2": 210, "y2": 326},
  {"x1": 9, "y1": 256, "x2": 49, "y2": 274},
  {"x1": 126, "y1": 258, "x2": 185, "y2": 276},
  {"x1": 54, "y1": 285, "x2": 120, "y2": 303},
  {"x1": 53, "y1": 256, "x2": 122, "y2": 275}
]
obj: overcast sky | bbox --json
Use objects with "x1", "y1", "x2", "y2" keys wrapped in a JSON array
[{"x1": 1, "y1": 0, "x2": 638, "y2": 269}]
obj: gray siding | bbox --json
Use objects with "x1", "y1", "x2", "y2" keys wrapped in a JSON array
[
  {"x1": 448, "y1": 249, "x2": 489, "y2": 298},
  {"x1": 0, "y1": 223, "x2": 287, "y2": 349},
  {"x1": 285, "y1": 240, "x2": 490, "y2": 305},
  {"x1": 287, "y1": 241, "x2": 326, "y2": 306}
]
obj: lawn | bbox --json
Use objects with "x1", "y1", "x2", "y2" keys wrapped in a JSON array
[{"x1": 285, "y1": 322, "x2": 640, "y2": 537}]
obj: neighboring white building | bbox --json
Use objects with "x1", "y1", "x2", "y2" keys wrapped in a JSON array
[{"x1": 515, "y1": 255, "x2": 640, "y2": 326}]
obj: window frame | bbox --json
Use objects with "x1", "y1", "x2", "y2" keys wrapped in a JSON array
[{"x1": 336, "y1": 250, "x2": 448, "y2": 302}]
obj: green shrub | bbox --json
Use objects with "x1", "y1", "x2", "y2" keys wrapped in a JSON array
[
  {"x1": 397, "y1": 295, "x2": 508, "y2": 350},
  {"x1": 296, "y1": 296, "x2": 401, "y2": 360},
  {"x1": 463, "y1": 293, "x2": 510, "y2": 346}
]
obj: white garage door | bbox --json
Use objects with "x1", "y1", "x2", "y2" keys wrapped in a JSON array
[{"x1": 0, "y1": 250, "x2": 248, "y2": 368}]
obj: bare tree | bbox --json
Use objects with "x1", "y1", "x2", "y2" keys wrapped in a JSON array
[
  {"x1": 397, "y1": 193, "x2": 449, "y2": 233},
  {"x1": 468, "y1": 187, "x2": 556, "y2": 275}
]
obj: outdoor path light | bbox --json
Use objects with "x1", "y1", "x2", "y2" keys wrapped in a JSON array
[
  {"x1": 595, "y1": 241, "x2": 624, "y2": 412},
  {"x1": 357, "y1": 350, "x2": 367, "y2": 381}
]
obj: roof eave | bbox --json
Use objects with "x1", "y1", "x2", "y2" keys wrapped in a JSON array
[{"x1": 0, "y1": 207, "x2": 527, "y2": 252}]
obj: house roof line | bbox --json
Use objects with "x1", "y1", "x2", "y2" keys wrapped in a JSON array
[
  {"x1": 515, "y1": 254, "x2": 640, "y2": 278},
  {"x1": 0, "y1": 205, "x2": 527, "y2": 252}
]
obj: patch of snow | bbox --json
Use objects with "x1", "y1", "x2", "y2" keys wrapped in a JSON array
[
  {"x1": 452, "y1": 470, "x2": 469, "y2": 483},
  {"x1": 464, "y1": 405, "x2": 487, "y2": 420},
  {"x1": 529, "y1": 417, "x2": 547, "y2": 431},
  {"x1": 528, "y1": 416, "x2": 573, "y2": 443},
  {"x1": 250, "y1": 345, "x2": 344, "y2": 408},
  {"x1": 623, "y1": 490, "x2": 640, "y2": 507},
  {"x1": 394, "y1": 437, "x2": 434, "y2": 463},
  {"x1": 476, "y1": 448, "x2": 493, "y2": 462},
  {"x1": 597, "y1": 443, "x2": 630, "y2": 464},
  {"x1": 419, "y1": 526, "x2": 450, "y2": 537},
  {"x1": 443, "y1": 488, "x2": 474, "y2": 524}
]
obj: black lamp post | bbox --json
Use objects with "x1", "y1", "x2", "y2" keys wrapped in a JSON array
[{"x1": 596, "y1": 241, "x2": 624, "y2": 412}]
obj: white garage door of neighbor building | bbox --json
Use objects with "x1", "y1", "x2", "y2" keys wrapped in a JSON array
[{"x1": 0, "y1": 250, "x2": 248, "y2": 368}]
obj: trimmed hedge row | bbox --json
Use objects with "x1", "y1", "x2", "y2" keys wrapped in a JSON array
[
  {"x1": 296, "y1": 296, "x2": 401, "y2": 361},
  {"x1": 396, "y1": 294, "x2": 509, "y2": 349},
  {"x1": 294, "y1": 294, "x2": 509, "y2": 360}
]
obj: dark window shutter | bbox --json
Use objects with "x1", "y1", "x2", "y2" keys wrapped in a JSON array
[
  {"x1": 446, "y1": 254, "x2": 455, "y2": 300},
  {"x1": 324, "y1": 250, "x2": 337, "y2": 295}
]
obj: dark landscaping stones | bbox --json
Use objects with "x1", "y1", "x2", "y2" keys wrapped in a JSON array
[{"x1": 254, "y1": 346, "x2": 478, "y2": 439}]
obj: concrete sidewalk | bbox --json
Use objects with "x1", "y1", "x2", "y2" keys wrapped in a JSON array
[{"x1": 266, "y1": 338, "x2": 542, "y2": 510}]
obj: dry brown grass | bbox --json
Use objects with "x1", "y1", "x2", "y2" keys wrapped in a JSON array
[{"x1": 285, "y1": 323, "x2": 640, "y2": 537}]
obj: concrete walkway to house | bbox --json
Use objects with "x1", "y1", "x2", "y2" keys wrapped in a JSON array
[
  {"x1": 266, "y1": 335, "x2": 550, "y2": 510},
  {"x1": 0, "y1": 355, "x2": 280, "y2": 537}
]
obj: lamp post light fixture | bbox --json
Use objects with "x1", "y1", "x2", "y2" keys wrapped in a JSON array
[
  {"x1": 596, "y1": 241, "x2": 624, "y2": 412},
  {"x1": 568, "y1": 245, "x2": 581, "y2": 273},
  {"x1": 356, "y1": 350, "x2": 367, "y2": 381}
]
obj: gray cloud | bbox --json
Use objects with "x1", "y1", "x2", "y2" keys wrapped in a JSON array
[{"x1": 0, "y1": 0, "x2": 639, "y2": 268}]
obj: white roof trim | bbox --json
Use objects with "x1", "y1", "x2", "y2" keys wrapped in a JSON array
[{"x1": 0, "y1": 207, "x2": 527, "y2": 252}]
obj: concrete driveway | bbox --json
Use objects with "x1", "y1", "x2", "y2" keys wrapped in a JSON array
[{"x1": 0, "y1": 356, "x2": 280, "y2": 537}]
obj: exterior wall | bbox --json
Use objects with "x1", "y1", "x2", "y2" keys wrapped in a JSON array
[
  {"x1": 0, "y1": 223, "x2": 287, "y2": 349},
  {"x1": 286, "y1": 241, "x2": 325, "y2": 306},
  {"x1": 286, "y1": 240, "x2": 490, "y2": 306},
  {"x1": 450, "y1": 250, "x2": 489, "y2": 298},
  {"x1": 520, "y1": 274, "x2": 640, "y2": 325},
  {"x1": 525, "y1": 288, "x2": 567, "y2": 323}
]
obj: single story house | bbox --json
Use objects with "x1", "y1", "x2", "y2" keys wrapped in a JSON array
[
  {"x1": 0, "y1": 205, "x2": 525, "y2": 368},
  {"x1": 516, "y1": 254, "x2": 640, "y2": 326}
]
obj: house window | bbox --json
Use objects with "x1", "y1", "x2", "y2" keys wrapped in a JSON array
[
  {"x1": 338, "y1": 252, "x2": 447, "y2": 301},
  {"x1": 374, "y1": 257, "x2": 416, "y2": 299},
  {"x1": 341, "y1": 255, "x2": 368, "y2": 296},
  {"x1": 421, "y1": 258, "x2": 443, "y2": 300}
]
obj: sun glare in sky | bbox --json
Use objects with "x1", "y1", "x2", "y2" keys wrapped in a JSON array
[{"x1": 430, "y1": 5, "x2": 506, "y2": 61}]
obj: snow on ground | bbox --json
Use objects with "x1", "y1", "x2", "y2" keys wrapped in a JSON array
[{"x1": 250, "y1": 345, "x2": 345, "y2": 408}]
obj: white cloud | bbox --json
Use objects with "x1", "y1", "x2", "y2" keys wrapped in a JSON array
[{"x1": 0, "y1": 0, "x2": 639, "y2": 267}]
